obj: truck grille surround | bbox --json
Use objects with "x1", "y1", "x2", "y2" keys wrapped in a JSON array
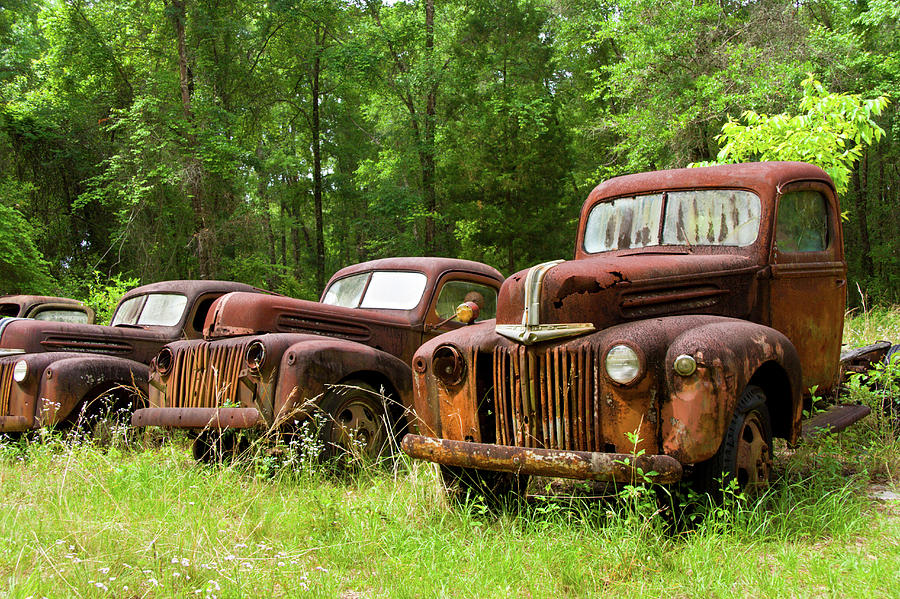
[
  {"x1": 162, "y1": 342, "x2": 251, "y2": 408},
  {"x1": 0, "y1": 361, "x2": 13, "y2": 414},
  {"x1": 493, "y1": 344, "x2": 603, "y2": 452}
]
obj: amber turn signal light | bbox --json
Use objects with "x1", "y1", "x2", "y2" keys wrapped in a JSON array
[{"x1": 455, "y1": 301, "x2": 480, "y2": 324}]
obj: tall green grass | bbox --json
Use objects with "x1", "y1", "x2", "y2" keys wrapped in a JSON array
[
  {"x1": 0, "y1": 306, "x2": 896, "y2": 597},
  {"x1": 1, "y1": 432, "x2": 897, "y2": 598}
]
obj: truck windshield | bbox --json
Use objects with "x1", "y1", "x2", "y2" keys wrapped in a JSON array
[
  {"x1": 322, "y1": 271, "x2": 428, "y2": 310},
  {"x1": 584, "y1": 189, "x2": 760, "y2": 253},
  {"x1": 32, "y1": 309, "x2": 90, "y2": 324},
  {"x1": 111, "y1": 293, "x2": 188, "y2": 327}
]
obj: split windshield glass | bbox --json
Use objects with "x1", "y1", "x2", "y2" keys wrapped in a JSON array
[
  {"x1": 583, "y1": 189, "x2": 761, "y2": 253},
  {"x1": 111, "y1": 293, "x2": 188, "y2": 327},
  {"x1": 322, "y1": 271, "x2": 428, "y2": 310}
]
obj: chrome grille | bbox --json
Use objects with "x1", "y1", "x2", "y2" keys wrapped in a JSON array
[
  {"x1": 493, "y1": 345, "x2": 600, "y2": 452},
  {"x1": 0, "y1": 361, "x2": 13, "y2": 414},
  {"x1": 164, "y1": 342, "x2": 248, "y2": 408}
]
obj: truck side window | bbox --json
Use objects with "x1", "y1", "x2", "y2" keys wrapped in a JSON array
[
  {"x1": 775, "y1": 190, "x2": 829, "y2": 252},
  {"x1": 435, "y1": 281, "x2": 497, "y2": 322},
  {"x1": 191, "y1": 295, "x2": 219, "y2": 333}
]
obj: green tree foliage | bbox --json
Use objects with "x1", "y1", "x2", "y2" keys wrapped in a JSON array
[
  {"x1": 706, "y1": 76, "x2": 889, "y2": 195},
  {"x1": 0, "y1": 202, "x2": 54, "y2": 294},
  {"x1": 0, "y1": 0, "x2": 897, "y2": 302}
]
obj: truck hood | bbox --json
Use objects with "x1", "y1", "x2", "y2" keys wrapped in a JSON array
[
  {"x1": 0, "y1": 319, "x2": 170, "y2": 361},
  {"x1": 496, "y1": 252, "x2": 759, "y2": 333},
  {"x1": 204, "y1": 292, "x2": 418, "y2": 341}
]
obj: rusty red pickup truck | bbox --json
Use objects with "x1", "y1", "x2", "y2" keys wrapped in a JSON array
[
  {"x1": 131, "y1": 257, "x2": 504, "y2": 461},
  {"x1": 402, "y1": 161, "x2": 877, "y2": 498},
  {"x1": 0, "y1": 280, "x2": 262, "y2": 434}
]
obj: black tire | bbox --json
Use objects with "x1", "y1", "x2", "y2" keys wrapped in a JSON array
[
  {"x1": 439, "y1": 465, "x2": 529, "y2": 510},
  {"x1": 192, "y1": 430, "x2": 248, "y2": 463},
  {"x1": 318, "y1": 380, "x2": 392, "y2": 462},
  {"x1": 691, "y1": 385, "x2": 773, "y2": 498},
  {"x1": 71, "y1": 387, "x2": 140, "y2": 447}
]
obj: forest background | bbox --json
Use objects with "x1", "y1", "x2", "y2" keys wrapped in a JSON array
[{"x1": 1, "y1": 0, "x2": 897, "y2": 305}]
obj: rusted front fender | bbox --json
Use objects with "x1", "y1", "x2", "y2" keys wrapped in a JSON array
[
  {"x1": 36, "y1": 356, "x2": 148, "y2": 426},
  {"x1": 132, "y1": 407, "x2": 264, "y2": 430},
  {"x1": 662, "y1": 320, "x2": 802, "y2": 463},
  {"x1": 274, "y1": 339, "x2": 413, "y2": 426},
  {"x1": 402, "y1": 434, "x2": 683, "y2": 483}
]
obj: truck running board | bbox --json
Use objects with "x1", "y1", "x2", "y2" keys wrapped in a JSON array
[{"x1": 800, "y1": 404, "x2": 871, "y2": 441}]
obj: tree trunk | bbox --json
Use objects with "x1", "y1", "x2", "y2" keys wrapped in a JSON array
[
  {"x1": 167, "y1": 0, "x2": 212, "y2": 277},
  {"x1": 423, "y1": 0, "x2": 437, "y2": 255},
  {"x1": 852, "y1": 155, "x2": 874, "y2": 280},
  {"x1": 312, "y1": 27, "x2": 326, "y2": 291}
]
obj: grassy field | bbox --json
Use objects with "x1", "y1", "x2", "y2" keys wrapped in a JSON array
[{"x1": 1, "y1": 310, "x2": 898, "y2": 598}]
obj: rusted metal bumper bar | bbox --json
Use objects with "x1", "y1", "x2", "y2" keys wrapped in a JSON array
[
  {"x1": 131, "y1": 407, "x2": 264, "y2": 430},
  {"x1": 800, "y1": 403, "x2": 871, "y2": 441},
  {"x1": 0, "y1": 415, "x2": 30, "y2": 433},
  {"x1": 401, "y1": 435, "x2": 683, "y2": 484}
]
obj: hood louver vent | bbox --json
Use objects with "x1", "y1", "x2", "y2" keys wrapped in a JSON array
[
  {"x1": 275, "y1": 315, "x2": 371, "y2": 341},
  {"x1": 40, "y1": 336, "x2": 132, "y2": 354},
  {"x1": 620, "y1": 285, "x2": 727, "y2": 319}
]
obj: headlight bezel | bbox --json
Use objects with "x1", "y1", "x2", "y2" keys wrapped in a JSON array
[
  {"x1": 432, "y1": 344, "x2": 466, "y2": 387},
  {"x1": 245, "y1": 340, "x2": 267, "y2": 372},
  {"x1": 156, "y1": 347, "x2": 174, "y2": 376},
  {"x1": 603, "y1": 343, "x2": 644, "y2": 386}
]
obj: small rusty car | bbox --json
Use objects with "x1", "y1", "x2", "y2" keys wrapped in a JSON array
[
  {"x1": 0, "y1": 280, "x2": 263, "y2": 435},
  {"x1": 402, "y1": 161, "x2": 872, "y2": 498},
  {"x1": 1, "y1": 295, "x2": 95, "y2": 324},
  {"x1": 131, "y1": 258, "x2": 504, "y2": 460}
]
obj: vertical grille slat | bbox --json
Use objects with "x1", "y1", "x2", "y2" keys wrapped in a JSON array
[
  {"x1": 164, "y1": 342, "x2": 249, "y2": 408},
  {"x1": 538, "y1": 354, "x2": 550, "y2": 448},
  {"x1": 0, "y1": 362, "x2": 13, "y2": 414},
  {"x1": 492, "y1": 344, "x2": 602, "y2": 453},
  {"x1": 493, "y1": 351, "x2": 504, "y2": 444}
]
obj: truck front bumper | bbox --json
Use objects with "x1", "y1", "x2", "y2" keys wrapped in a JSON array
[
  {"x1": 131, "y1": 407, "x2": 265, "y2": 430},
  {"x1": 0, "y1": 415, "x2": 31, "y2": 433},
  {"x1": 401, "y1": 435, "x2": 683, "y2": 484}
]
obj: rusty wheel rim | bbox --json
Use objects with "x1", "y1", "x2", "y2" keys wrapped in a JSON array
[
  {"x1": 333, "y1": 397, "x2": 386, "y2": 459},
  {"x1": 735, "y1": 411, "x2": 772, "y2": 492}
]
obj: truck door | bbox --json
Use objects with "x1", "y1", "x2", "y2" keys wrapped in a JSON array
[{"x1": 767, "y1": 182, "x2": 846, "y2": 396}]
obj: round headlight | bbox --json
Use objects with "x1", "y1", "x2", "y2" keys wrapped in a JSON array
[
  {"x1": 156, "y1": 347, "x2": 174, "y2": 375},
  {"x1": 605, "y1": 345, "x2": 641, "y2": 385},
  {"x1": 433, "y1": 344, "x2": 465, "y2": 386},
  {"x1": 12, "y1": 360, "x2": 28, "y2": 383},
  {"x1": 246, "y1": 340, "x2": 266, "y2": 371},
  {"x1": 673, "y1": 354, "x2": 697, "y2": 377}
]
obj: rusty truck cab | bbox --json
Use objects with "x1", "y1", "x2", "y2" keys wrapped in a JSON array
[
  {"x1": 403, "y1": 162, "x2": 848, "y2": 496},
  {"x1": 0, "y1": 295, "x2": 95, "y2": 324},
  {"x1": 0, "y1": 280, "x2": 262, "y2": 433},
  {"x1": 132, "y1": 258, "x2": 504, "y2": 461}
]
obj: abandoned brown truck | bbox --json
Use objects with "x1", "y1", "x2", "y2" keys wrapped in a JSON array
[
  {"x1": 0, "y1": 280, "x2": 262, "y2": 435},
  {"x1": 1, "y1": 295, "x2": 95, "y2": 324},
  {"x1": 131, "y1": 258, "x2": 504, "y2": 460},
  {"x1": 403, "y1": 161, "x2": 874, "y2": 498}
]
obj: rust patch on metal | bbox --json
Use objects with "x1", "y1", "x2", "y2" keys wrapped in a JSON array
[{"x1": 402, "y1": 434, "x2": 682, "y2": 483}]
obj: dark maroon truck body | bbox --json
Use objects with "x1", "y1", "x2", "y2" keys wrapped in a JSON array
[
  {"x1": 131, "y1": 258, "x2": 504, "y2": 456},
  {"x1": 402, "y1": 162, "x2": 869, "y2": 490},
  {"x1": 0, "y1": 280, "x2": 262, "y2": 433},
  {"x1": 0, "y1": 295, "x2": 95, "y2": 324}
]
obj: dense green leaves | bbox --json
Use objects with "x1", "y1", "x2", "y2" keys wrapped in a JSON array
[
  {"x1": 0, "y1": 0, "x2": 897, "y2": 303},
  {"x1": 703, "y1": 76, "x2": 889, "y2": 195}
]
